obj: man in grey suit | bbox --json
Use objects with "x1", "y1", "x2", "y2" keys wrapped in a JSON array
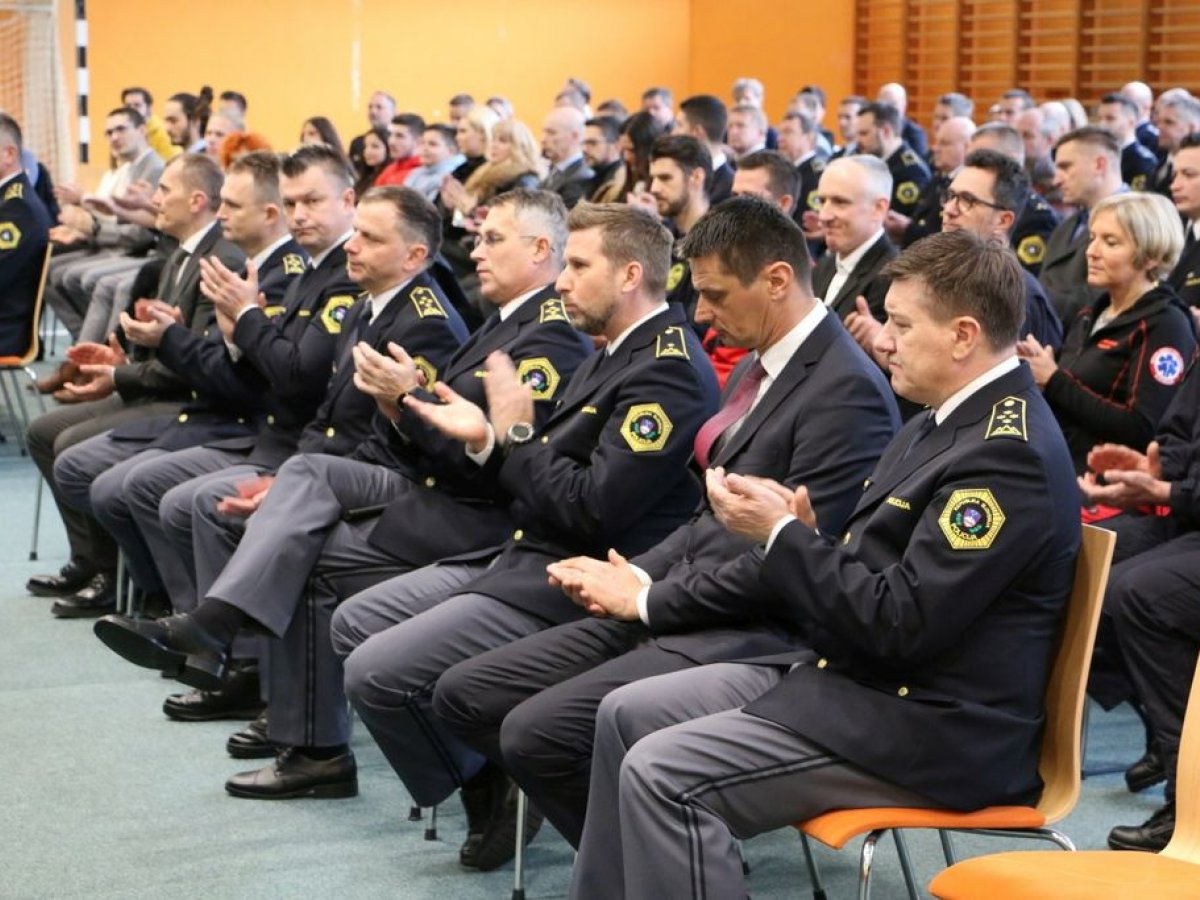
[
  {"x1": 26, "y1": 154, "x2": 244, "y2": 617},
  {"x1": 809, "y1": 155, "x2": 896, "y2": 321},
  {"x1": 539, "y1": 107, "x2": 593, "y2": 209},
  {"x1": 434, "y1": 197, "x2": 900, "y2": 853},
  {"x1": 1039, "y1": 126, "x2": 1124, "y2": 324}
]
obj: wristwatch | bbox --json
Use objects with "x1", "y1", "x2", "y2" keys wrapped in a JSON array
[{"x1": 504, "y1": 421, "x2": 536, "y2": 448}]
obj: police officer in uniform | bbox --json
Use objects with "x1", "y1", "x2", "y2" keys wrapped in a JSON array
[
  {"x1": 1166, "y1": 134, "x2": 1200, "y2": 308},
  {"x1": 855, "y1": 101, "x2": 931, "y2": 222},
  {"x1": 1098, "y1": 93, "x2": 1159, "y2": 192},
  {"x1": 0, "y1": 113, "x2": 50, "y2": 357},
  {"x1": 567, "y1": 230, "x2": 1080, "y2": 900}
]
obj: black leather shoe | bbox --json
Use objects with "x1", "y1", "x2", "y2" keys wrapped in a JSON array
[
  {"x1": 50, "y1": 573, "x2": 117, "y2": 619},
  {"x1": 163, "y1": 665, "x2": 263, "y2": 722},
  {"x1": 1125, "y1": 747, "x2": 1167, "y2": 793},
  {"x1": 93, "y1": 613, "x2": 228, "y2": 690},
  {"x1": 226, "y1": 711, "x2": 280, "y2": 759},
  {"x1": 225, "y1": 748, "x2": 358, "y2": 799},
  {"x1": 459, "y1": 762, "x2": 502, "y2": 865},
  {"x1": 463, "y1": 775, "x2": 544, "y2": 872},
  {"x1": 1108, "y1": 801, "x2": 1175, "y2": 852},
  {"x1": 27, "y1": 559, "x2": 97, "y2": 597}
]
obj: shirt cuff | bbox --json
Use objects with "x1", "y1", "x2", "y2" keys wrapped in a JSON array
[
  {"x1": 466, "y1": 423, "x2": 496, "y2": 466},
  {"x1": 766, "y1": 514, "x2": 798, "y2": 554},
  {"x1": 629, "y1": 563, "x2": 653, "y2": 625}
]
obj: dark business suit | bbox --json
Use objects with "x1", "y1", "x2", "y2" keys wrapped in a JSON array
[
  {"x1": 811, "y1": 231, "x2": 897, "y2": 321},
  {"x1": 540, "y1": 157, "x2": 594, "y2": 209},
  {"x1": 30, "y1": 221, "x2": 244, "y2": 576},
  {"x1": 1039, "y1": 209, "x2": 1102, "y2": 322},
  {"x1": 570, "y1": 363, "x2": 1081, "y2": 899},
  {"x1": 330, "y1": 305, "x2": 720, "y2": 806},
  {"x1": 434, "y1": 309, "x2": 901, "y2": 846}
]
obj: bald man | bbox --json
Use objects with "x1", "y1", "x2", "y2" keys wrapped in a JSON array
[
  {"x1": 1121, "y1": 81, "x2": 1159, "y2": 157},
  {"x1": 877, "y1": 81, "x2": 929, "y2": 159},
  {"x1": 540, "y1": 107, "x2": 594, "y2": 209}
]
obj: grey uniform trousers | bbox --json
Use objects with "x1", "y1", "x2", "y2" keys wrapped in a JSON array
[
  {"x1": 570, "y1": 663, "x2": 944, "y2": 900},
  {"x1": 29, "y1": 394, "x2": 180, "y2": 571}
]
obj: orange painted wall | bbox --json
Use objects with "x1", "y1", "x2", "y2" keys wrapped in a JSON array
[
  {"x1": 62, "y1": 0, "x2": 855, "y2": 184},
  {"x1": 688, "y1": 0, "x2": 857, "y2": 128}
]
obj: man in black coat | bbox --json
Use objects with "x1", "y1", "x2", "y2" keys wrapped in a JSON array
[
  {"x1": 563, "y1": 230, "x2": 1080, "y2": 900},
  {"x1": 0, "y1": 113, "x2": 51, "y2": 356},
  {"x1": 433, "y1": 197, "x2": 901, "y2": 854},
  {"x1": 1166, "y1": 135, "x2": 1200, "y2": 308}
]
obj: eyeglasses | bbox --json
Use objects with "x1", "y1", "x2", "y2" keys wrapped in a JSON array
[
  {"x1": 472, "y1": 232, "x2": 541, "y2": 249},
  {"x1": 941, "y1": 188, "x2": 1010, "y2": 213}
]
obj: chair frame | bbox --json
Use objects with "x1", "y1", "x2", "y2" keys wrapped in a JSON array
[{"x1": 798, "y1": 523, "x2": 1116, "y2": 899}]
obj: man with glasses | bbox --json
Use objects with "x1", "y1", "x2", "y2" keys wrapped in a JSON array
[{"x1": 583, "y1": 116, "x2": 624, "y2": 203}]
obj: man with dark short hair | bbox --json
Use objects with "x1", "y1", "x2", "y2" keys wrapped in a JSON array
[
  {"x1": 674, "y1": 95, "x2": 733, "y2": 204},
  {"x1": 434, "y1": 196, "x2": 900, "y2": 857},
  {"x1": 564, "y1": 229, "x2": 1080, "y2": 899},
  {"x1": 405, "y1": 124, "x2": 464, "y2": 201},
  {"x1": 582, "y1": 116, "x2": 624, "y2": 202},
  {"x1": 374, "y1": 113, "x2": 426, "y2": 187},
  {"x1": 641, "y1": 87, "x2": 674, "y2": 129},
  {"x1": 1166, "y1": 133, "x2": 1200, "y2": 307},
  {"x1": 1098, "y1": 93, "x2": 1159, "y2": 191},
  {"x1": 856, "y1": 101, "x2": 931, "y2": 220}
]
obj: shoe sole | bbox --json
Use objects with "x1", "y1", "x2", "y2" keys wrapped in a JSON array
[
  {"x1": 162, "y1": 704, "x2": 265, "y2": 723},
  {"x1": 469, "y1": 813, "x2": 544, "y2": 872},
  {"x1": 93, "y1": 619, "x2": 225, "y2": 692},
  {"x1": 224, "y1": 780, "x2": 359, "y2": 800},
  {"x1": 226, "y1": 741, "x2": 280, "y2": 760},
  {"x1": 27, "y1": 584, "x2": 89, "y2": 598},
  {"x1": 51, "y1": 603, "x2": 117, "y2": 619},
  {"x1": 1107, "y1": 836, "x2": 1169, "y2": 852}
]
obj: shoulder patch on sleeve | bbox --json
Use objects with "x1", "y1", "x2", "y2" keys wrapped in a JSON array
[
  {"x1": 319, "y1": 295, "x2": 358, "y2": 334},
  {"x1": 0, "y1": 222, "x2": 20, "y2": 250},
  {"x1": 806, "y1": 189, "x2": 821, "y2": 211},
  {"x1": 539, "y1": 297, "x2": 569, "y2": 324},
  {"x1": 900, "y1": 149, "x2": 920, "y2": 167},
  {"x1": 3, "y1": 182, "x2": 23, "y2": 201},
  {"x1": 939, "y1": 488, "x2": 1005, "y2": 549},
  {"x1": 517, "y1": 357, "x2": 561, "y2": 399},
  {"x1": 282, "y1": 253, "x2": 306, "y2": 275},
  {"x1": 409, "y1": 285, "x2": 447, "y2": 318},
  {"x1": 666, "y1": 261, "x2": 686, "y2": 292},
  {"x1": 1016, "y1": 235, "x2": 1046, "y2": 266},
  {"x1": 1131, "y1": 174, "x2": 1148, "y2": 192},
  {"x1": 1150, "y1": 347, "x2": 1186, "y2": 385},
  {"x1": 621, "y1": 403, "x2": 673, "y2": 452},
  {"x1": 655, "y1": 326, "x2": 690, "y2": 360},
  {"x1": 985, "y1": 396, "x2": 1028, "y2": 441},
  {"x1": 412, "y1": 355, "x2": 438, "y2": 389},
  {"x1": 895, "y1": 181, "x2": 919, "y2": 205}
]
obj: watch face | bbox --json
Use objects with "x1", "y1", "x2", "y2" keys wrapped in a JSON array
[{"x1": 507, "y1": 422, "x2": 535, "y2": 444}]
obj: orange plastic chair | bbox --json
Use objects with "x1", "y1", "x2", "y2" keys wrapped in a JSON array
[
  {"x1": 0, "y1": 244, "x2": 52, "y2": 559},
  {"x1": 795, "y1": 524, "x2": 1116, "y2": 900},
  {"x1": 929, "y1": 656, "x2": 1200, "y2": 898}
]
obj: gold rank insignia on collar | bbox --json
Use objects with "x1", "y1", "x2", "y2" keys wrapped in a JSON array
[
  {"x1": 540, "y1": 297, "x2": 569, "y2": 323},
  {"x1": 3, "y1": 182, "x2": 23, "y2": 201},
  {"x1": 410, "y1": 285, "x2": 447, "y2": 318},
  {"x1": 655, "y1": 326, "x2": 690, "y2": 360},
  {"x1": 1016, "y1": 235, "x2": 1046, "y2": 266},
  {"x1": 985, "y1": 396, "x2": 1028, "y2": 441},
  {"x1": 282, "y1": 253, "x2": 306, "y2": 276},
  {"x1": 319, "y1": 295, "x2": 357, "y2": 334},
  {"x1": 517, "y1": 357, "x2": 561, "y2": 398}
]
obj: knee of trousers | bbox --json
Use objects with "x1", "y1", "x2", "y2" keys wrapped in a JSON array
[
  {"x1": 53, "y1": 446, "x2": 98, "y2": 509},
  {"x1": 341, "y1": 639, "x2": 420, "y2": 713},
  {"x1": 499, "y1": 693, "x2": 588, "y2": 778},
  {"x1": 432, "y1": 657, "x2": 494, "y2": 738},
  {"x1": 1104, "y1": 565, "x2": 1150, "y2": 619},
  {"x1": 158, "y1": 481, "x2": 195, "y2": 537},
  {"x1": 328, "y1": 603, "x2": 359, "y2": 660},
  {"x1": 89, "y1": 465, "x2": 131, "y2": 526}
]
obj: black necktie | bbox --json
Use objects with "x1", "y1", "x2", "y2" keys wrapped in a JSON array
[
  {"x1": 1185, "y1": 224, "x2": 1197, "y2": 251},
  {"x1": 901, "y1": 412, "x2": 937, "y2": 460}
]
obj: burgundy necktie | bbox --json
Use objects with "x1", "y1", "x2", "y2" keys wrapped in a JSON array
[{"x1": 693, "y1": 358, "x2": 767, "y2": 469}]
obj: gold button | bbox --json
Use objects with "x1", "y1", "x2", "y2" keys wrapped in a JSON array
[
  {"x1": 863, "y1": 478, "x2": 870, "y2": 489},
  {"x1": 816, "y1": 658, "x2": 827, "y2": 669},
  {"x1": 842, "y1": 531, "x2": 851, "y2": 545},
  {"x1": 267, "y1": 415, "x2": 275, "y2": 425},
  {"x1": 325, "y1": 426, "x2": 336, "y2": 438},
  {"x1": 513, "y1": 529, "x2": 524, "y2": 541},
  {"x1": 177, "y1": 413, "x2": 188, "y2": 423},
  {"x1": 424, "y1": 476, "x2": 436, "y2": 488},
  {"x1": 237, "y1": 417, "x2": 245, "y2": 424},
  {"x1": 540, "y1": 436, "x2": 549, "y2": 444},
  {"x1": 190, "y1": 390, "x2": 198, "y2": 400},
  {"x1": 898, "y1": 686, "x2": 909, "y2": 697}
]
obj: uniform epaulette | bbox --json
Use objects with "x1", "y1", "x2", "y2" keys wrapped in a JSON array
[
  {"x1": 3, "y1": 182, "x2": 23, "y2": 201},
  {"x1": 282, "y1": 253, "x2": 306, "y2": 276},
  {"x1": 410, "y1": 285, "x2": 448, "y2": 318},
  {"x1": 985, "y1": 396, "x2": 1028, "y2": 441},
  {"x1": 900, "y1": 149, "x2": 920, "y2": 167},
  {"x1": 655, "y1": 325, "x2": 690, "y2": 360},
  {"x1": 539, "y1": 297, "x2": 569, "y2": 324},
  {"x1": 319, "y1": 294, "x2": 358, "y2": 334}
]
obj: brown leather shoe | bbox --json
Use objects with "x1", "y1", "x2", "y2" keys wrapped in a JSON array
[{"x1": 35, "y1": 361, "x2": 78, "y2": 394}]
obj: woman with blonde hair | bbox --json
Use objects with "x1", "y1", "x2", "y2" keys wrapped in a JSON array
[
  {"x1": 440, "y1": 118, "x2": 542, "y2": 223},
  {"x1": 1020, "y1": 190, "x2": 1197, "y2": 472}
]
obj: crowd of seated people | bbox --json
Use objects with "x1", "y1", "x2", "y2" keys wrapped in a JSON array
[{"x1": 9, "y1": 73, "x2": 1200, "y2": 896}]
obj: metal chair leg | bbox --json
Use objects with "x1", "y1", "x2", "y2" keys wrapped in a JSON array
[
  {"x1": 858, "y1": 829, "x2": 883, "y2": 900},
  {"x1": 408, "y1": 804, "x2": 423, "y2": 821},
  {"x1": 116, "y1": 552, "x2": 127, "y2": 615},
  {"x1": 892, "y1": 830, "x2": 920, "y2": 900},
  {"x1": 799, "y1": 832, "x2": 828, "y2": 900},
  {"x1": 424, "y1": 804, "x2": 439, "y2": 841},
  {"x1": 512, "y1": 789, "x2": 528, "y2": 900},
  {"x1": 938, "y1": 829, "x2": 957, "y2": 865}
]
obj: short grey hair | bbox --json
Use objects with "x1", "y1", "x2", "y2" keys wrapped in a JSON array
[{"x1": 1091, "y1": 192, "x2": 1185, "y2": 281}]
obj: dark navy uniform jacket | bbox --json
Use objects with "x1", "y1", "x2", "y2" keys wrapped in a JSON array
[
  {"x1": 1167, "y1": 232, "x2": 1200, "y2": 309},
  {"x1": 0, "y1": 172, "x2": 50, "y2": 356},
  {"x1": 462, "y1": 304, "x2": 720, "y2": 624},
  {"x1": 1047, "y1": 284, "x2": 1197, "y2": 472},
  {"x1": 1011, "y1": 189, "x2": 1059, "y2": 276},
  {"x1": 885, "y1": 143, "x2": 932, "y2": 218},
  {"x1": 746, "y1": 363, "x2": 1081, "y2": 811},
  {"x1": 363, "y1": 285, "x2": 594, "y2": 566},
  {"x1": 1122, "y1": 141, "x2": 1159, "y2": 192}
]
